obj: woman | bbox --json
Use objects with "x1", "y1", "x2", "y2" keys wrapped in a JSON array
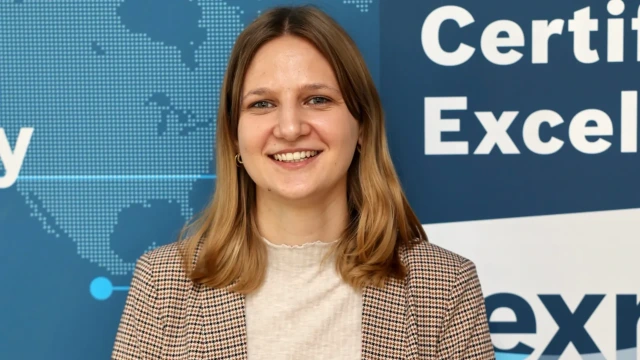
[{"x1": 112, "y1": 5, "x2": 495, "y2": 360}]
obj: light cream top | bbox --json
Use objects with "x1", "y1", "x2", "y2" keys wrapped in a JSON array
[{"x1": 245, "y1": 237, "x2": 363, "y2": 360}]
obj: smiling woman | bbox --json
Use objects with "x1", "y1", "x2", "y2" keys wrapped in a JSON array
[{"x1": 112, "y1": 5, "x2": 495, "y2": 360}]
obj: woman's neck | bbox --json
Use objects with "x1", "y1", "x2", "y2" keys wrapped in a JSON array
[{"x1": 255, "y1": 186, "x2": 349, "y2": 247}]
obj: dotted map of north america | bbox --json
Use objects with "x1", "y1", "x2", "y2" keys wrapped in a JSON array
[{"x1": 0, "y1": 0, "x2": 373, "y2": 299}]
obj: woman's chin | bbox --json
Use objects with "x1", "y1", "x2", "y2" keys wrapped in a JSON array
[
  {"x1": 259, "y1": 185, "x2": 318, "y2": 202},
  {"x1": 275, "y1": 190, "x2": 315, "y2": 201}
]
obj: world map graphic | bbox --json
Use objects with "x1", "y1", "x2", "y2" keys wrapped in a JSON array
[{"x1": 0, "y1": 0, "x2": 374, "y2": 296}]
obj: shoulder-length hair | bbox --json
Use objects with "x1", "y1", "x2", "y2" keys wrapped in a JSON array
[{"x1": 177, "y1": 5, "x2": 427, "y2": 294}]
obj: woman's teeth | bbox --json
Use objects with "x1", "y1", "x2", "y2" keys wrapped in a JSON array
[{"x1": 272, "y1": 150, "x2": 319, "y2": 162}]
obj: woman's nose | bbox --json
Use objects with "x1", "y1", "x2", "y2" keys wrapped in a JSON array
[{"x1": 274, "y1": 103, "x2": 309, "y2": 141}]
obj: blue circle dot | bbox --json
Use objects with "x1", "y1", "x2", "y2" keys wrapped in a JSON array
[{"x1": 90, "y1": 277, "x2": 113, "y2": 300}]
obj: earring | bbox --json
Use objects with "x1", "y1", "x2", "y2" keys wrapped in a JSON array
[
  {"x1": 235, "y1": 154, "x2": 243, "y2": 166},
  {"x1": 356, "y1": 144, "x2": 362, "y2": 153}
]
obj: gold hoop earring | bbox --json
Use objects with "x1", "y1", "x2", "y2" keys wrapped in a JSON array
[
  {"x1": 356, "y1": 144, "x2": 362, "y2": 153},
  {"x1": 235, "y1": 154, "x2": 243, "y2": 166}
]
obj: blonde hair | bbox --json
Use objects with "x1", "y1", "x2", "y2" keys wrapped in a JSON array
[{"x1": 177, "y1": 5, "x2": 427, "y2": 294}]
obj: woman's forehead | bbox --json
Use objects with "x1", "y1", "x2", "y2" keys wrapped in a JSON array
[{"x1": 243, "y1": 37, "x2": 337, "y2": 83}]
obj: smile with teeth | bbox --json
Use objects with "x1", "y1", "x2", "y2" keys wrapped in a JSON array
[{"x1": 271, "y1": 150, "x2": 320, "y2": 162}]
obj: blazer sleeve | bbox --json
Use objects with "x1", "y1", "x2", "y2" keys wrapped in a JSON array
[
  {"x1": 436, "y1": 259, "x2": 495, "y2": 359},
  {"x1": 111, "y1": 254, "x2": 163, "y2": 359}
]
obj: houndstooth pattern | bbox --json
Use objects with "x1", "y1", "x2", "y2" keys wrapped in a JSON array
[{"x1": 112, "y1": 240, "x2": 495, "y2": 359}]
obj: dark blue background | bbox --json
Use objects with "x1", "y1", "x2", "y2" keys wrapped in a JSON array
[{"x1": 381, "y1": 0, "x2": 640, "y2": 223}]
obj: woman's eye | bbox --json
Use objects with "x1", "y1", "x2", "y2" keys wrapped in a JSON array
[
  {"x1": 308, "y1": 96, "x2": 330, "y2": 105},
  {"x1": 251, "y1": 101, "x2": 272, "y2": 109}
]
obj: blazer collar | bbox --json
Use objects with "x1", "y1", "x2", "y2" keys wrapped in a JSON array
[{"x1": 188, "y1": 277, "x2": 414, "y2": 359}]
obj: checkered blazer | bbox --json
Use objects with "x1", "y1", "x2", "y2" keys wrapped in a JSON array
[{"x1": 111, "y1": 240, "x2": 495, "y2": 359}]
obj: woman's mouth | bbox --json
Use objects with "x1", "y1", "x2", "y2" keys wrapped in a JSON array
[{"x1": 269, "y1": 150, "x2": 321, "y2": 163}]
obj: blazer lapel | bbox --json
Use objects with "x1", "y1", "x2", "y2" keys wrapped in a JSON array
[
  {"x1": 361, "y1": 276, "x2": 412, "y2": 360},
  {"x1": 188, "y1": 282, "x2": 248, "y2": 359}
]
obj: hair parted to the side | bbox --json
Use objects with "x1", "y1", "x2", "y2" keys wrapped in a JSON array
[{"x1": 176, "y1": 5, "x2": 427, "y2": 294}]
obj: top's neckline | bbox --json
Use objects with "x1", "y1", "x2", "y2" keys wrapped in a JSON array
[{"x1": 260, "y1": 236, "x2": 338, "y2": 270}]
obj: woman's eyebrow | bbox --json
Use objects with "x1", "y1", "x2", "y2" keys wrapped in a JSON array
[
  {"x1": 242, "y1": 83, "x2": 340, "y2": 101},
  {"x1": 242, "y1": 87, "x2": 270, "y2": 101},
  {"x1": 301, "y1": 83, "x2": 340, "y2": 94}
]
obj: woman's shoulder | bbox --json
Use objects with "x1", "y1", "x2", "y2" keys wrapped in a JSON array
[
  {"x1": 400, "y1": 240, "x2": 493, "y2": 357},
  {"x1": 132, "y1": 241, "x2": 191, "y2": 285},
  {"x1": 401, "y1": 239, "x2": 481, "y2": 287},
  {"x1": 138, "y1": 241, "x2": 184, "y2": 266}
]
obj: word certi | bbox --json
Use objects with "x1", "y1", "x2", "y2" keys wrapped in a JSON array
[
  {"x1": 422, "y1": 1, "x2": 640, "y2": 65},
  {"x1": 0, "y1": 127, "x2": 33, "y2": 189},
  {"x1": 424, "y1": 91, "x2": 638, "y2": 155},
  {"x1": 487, "y1": 292, "x2": 639, "y2": 358}
]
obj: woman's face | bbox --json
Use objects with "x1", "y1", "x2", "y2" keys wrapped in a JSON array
[{"x1": 237, "y1": 35, "x2": 360, "y2": 203}]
